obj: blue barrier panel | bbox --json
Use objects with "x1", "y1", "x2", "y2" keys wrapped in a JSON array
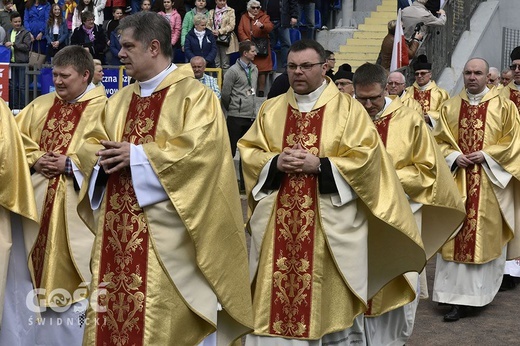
[
  {"x1": 40, "y1": 67, "x2": 53, "y2": 94},
  {"x1": 0, "y1": 46, "x2": 11, "y2": 63},
  {"x1": 103, "y1": 67, "x2": 131, "y2": 97}
]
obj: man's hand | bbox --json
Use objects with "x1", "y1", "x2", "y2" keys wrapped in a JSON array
[
  {"x1": 437, "y1": 9, "x2": 446, "y2": 16},
  {"x1": 33, "y1": 152, "x2": 68, "y2": 178},
  {"x1": 455, "y1": 154, "x2": 474, "y2": 168},
  {"x1": 467, "y1": 151, "x2": 485, "y2": 164},
  {"x1": 277, "y1": 144, "x2": 320, "y2": 174},
  {"x1": 97, "y1": 141, "x2": 131, "y2": 174}
]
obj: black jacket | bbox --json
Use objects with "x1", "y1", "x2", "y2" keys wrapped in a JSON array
[
  {"x1": 262, "y1": 0, "x2": 299, "y2": 28},
  {"x1": 71, "y1": 24, "x2": 108, "y2": 63}
]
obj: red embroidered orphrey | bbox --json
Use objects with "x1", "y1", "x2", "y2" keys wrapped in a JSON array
[
  {"x1": 414, "y1": 88, "x2": 432, "y2": 114},
  {"x1": 509, "y1": 89, "x2": 520, "y2": 114},
  {"x1": 95, "y1": 89, "x2": 168, "y2": 346},
  {"x1": 31, "y1": 98, "x2": 89, "y2": 289},
  {"x1": 373, "y1": 114, "x2": 393, "y2": 147},
  {"x1": 454, "y1": 100, "x2": 489, "y2": 262},
  {"x1": 269, "y1": 105, "x2": 325, "y2": 338}
]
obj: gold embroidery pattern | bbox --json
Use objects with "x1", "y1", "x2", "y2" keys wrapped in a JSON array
[
  {"x1": 455, "y1": 101, "x2": 488, "y2": 262},
  {"x1": 270, "y1": 106, "x2": 324, "y2": 338},
  {"x1": 414, "y1": 88, "x2": 431, "y2": 114},
  {"x1": 95, "y1": 89, "x2": 167, "y2": 346},
  {"x1": 510, "y1": 90, "x2": 520, "y2": 115},
  {"x1": 32, "y1": 99, "x2": 88, "y2": 288}
]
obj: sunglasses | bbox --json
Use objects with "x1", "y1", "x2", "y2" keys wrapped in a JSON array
[
  {"x1": 510, "y1": 64, "x2": 520, "y2": 71},
  {"x1": 251, "y1": 6, "x2": 260, "y2": 9},
  {"x1": 415, "y1": 71, "x2": 430, "y2": 76}
]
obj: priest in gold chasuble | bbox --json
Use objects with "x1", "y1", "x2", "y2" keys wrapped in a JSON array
[
  {"x1": 432, "y1": 58, "x2": 520, "y2": 322},
  {"x1": 0, "y1": 99, "x2": 39, "y2": 331},
  {"x1": 76, "y1": 12, "x2": 253, "y2": 346},
  {"x1": 3, "y1": 46, "x2": 107, "y2": 345},
  {"x1": 353, "y1": 63, "x2": 466, "y2": 345},
  {"x1": 239, "y1": 40, "x2": 426, "y2": 345},
  {"x1": 403, "y1": 55, "x2": 449, "y2": 127}
]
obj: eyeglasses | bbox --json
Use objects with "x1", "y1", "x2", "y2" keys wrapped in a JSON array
[
  {"x1": 356, "y1": 91, "x2": 385, "y2": 104},
  {"x1": 335, "y1": 81, "x2": 352, "y2": 87},
  {"x1": 387, "y1": 82, "x2": 405, "y2": 86},
  {"x1": 415, "y1": 71, "x2": 430, "y2": 76},
  {"x1": 510, "y1": 64, "x2": 520, "y2": 71},
  {"x1": 287, "y1": 62, "x2": 324, "y2": 71},
  {"x1": 251, "y1": 6, "x2": 260, "y2": 9}
]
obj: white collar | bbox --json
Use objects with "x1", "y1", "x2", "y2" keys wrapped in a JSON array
[
  {"x1": 294, "y1": 80, "x2": 327, "y2": 113},
  {"x1": 373, "y1": 97, "x2": 392, "y2": 120},
  {"x1": 466, "y1": 87, "x2": 489, "y2": 105},
  {"x1": 417, "y1": 80, "x2": 431, "y2": 91},
  {"x1": 139, "y1": 64, "x2": 177, "y2": 97},
  {"x1": 68, "y1": 83, "x2": 96, "y2": 103}
]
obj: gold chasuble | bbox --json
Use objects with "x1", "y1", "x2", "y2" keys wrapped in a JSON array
[
  {"x1": 367, "y1": 97, "x2": 465, "y2": 316},
  {"x1": 404, "y1": 81, "x2": 449, "y2": 119},
  {"x1": 16, "y1": 87, "x2": 107, "y2": 307},
  {"x1": 239, "y1": 83, "x2": 426, "y2": 340},
  {"x1": 0, "y1": 100, "x2": 39, "y2": 328},
  {"x1": 77, "y1": 64, "x2": 253, "y2": 345},
  {"x1": 434, "y1": 88, "x2": 520, "y2": 263},
  {"x1": 500, "y1": 82, "x2": 520, "y2": 114}
]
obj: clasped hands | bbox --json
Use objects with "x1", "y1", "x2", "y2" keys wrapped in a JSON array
[
  {"x1": 455, "y1": 151, "x2": 484, "y2": 168},
  {"x1": 97, "y1": 140, "x2": 131, "y2": 174},
  {"x1": 33, "y1": 152, "x2": 68, "y2": 179},
  {"x1": 277, "y1": 143, "x2": 320, "y2": 174}
]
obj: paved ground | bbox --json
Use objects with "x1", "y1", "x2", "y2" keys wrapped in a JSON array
[{"x1": 240, "y1": 198, "x2": 520, "y2": 345}]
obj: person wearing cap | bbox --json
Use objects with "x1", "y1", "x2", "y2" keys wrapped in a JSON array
[
  {"x1": 333, "y1": 63, "x2": 354, "y2": 96},
  {"x1": 403, "y1": 54, "x2": 449, "y2": 127},
  {"x1": 433, "y1": 57, "x2": 520, "y2": 322},
  {"x1": 354, "y1": 61, "x2": 464, "y2": 346},
  {"x1": 500, "y1": 46, "x2": 520, "y2": 114},
  {"x1": 386, "y1": 71, "x2": 422, "y2": 114}
]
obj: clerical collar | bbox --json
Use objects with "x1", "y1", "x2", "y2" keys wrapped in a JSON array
[
  {"x1": 139, "y1": 63, "x2": 177, "y2": 97},
  {"x1": 466, "y1": 87, "x2": 489, "y2": 105},
  {"x1": 372, "y1": 97, "x2": 392, "y2": 120},
  {"x1": 68, "y1": 83, "x2": 96, "y2": 103},
  {"x1": 294, "y1": 80, "x2": 327, "y2": 113},
  {"x1": 418, "y1": 80, "x2": 431, "y2": 91}
]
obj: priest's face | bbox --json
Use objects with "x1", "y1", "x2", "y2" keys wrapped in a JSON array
[
  {"x1": 414, "y1": 69, "x2": 431, "y2": 87},
  {"x1": 501, "y1": 70, "x2": 513, "y2": 86},
  {"x1": 355, "y1": 83, "x2": 386, "y2": 118},
  {"x1": 463, "y1": 58, "x2": 488, "y2": 95},
  {"x1": 52, "y1": 65, "x2": 90, "y2": 101},
  {"x1": 287, "y1": 48, "x2": 326, "y2": 95},
  {"x1": 119, "y1": 28, "x2": 154, "y2": 81},
  {"x1": 386, "y1": 72, "x2": 406, "y2": 96},
  {"x1": 512, "y1": 59, "x2": 520, "y2": 85}
]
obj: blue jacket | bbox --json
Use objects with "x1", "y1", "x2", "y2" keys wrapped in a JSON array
[
  {"x1": 184, "y1": 28, "x2": 217, "y2": 67},
  {"x1": 45, "y1": 19, "x2": 69, "y2": 45},
  {"x1": 109, "y1": 30, "x2": 121, "y2": 65},
  {"x1": 24, "y1": 3, "x2": 51, "y2": 37}
]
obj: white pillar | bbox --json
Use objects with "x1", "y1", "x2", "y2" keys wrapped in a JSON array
[{"x1": 341, "y1": 0, "x2": 355, "y2": 28}]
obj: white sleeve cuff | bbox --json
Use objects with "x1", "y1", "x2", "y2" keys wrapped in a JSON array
[
  {"x1": 71, "y1": 160, "x2": 84, "y2": 188},
  {"x1": 330, "y1": 162, "x2": 357, "y2": 207},
  {"x1": 252, "y1": 158, "x2": 274, "y2": 201},
  {"x1": 88, "y1": 161, "x2": 105, "y2": 210},
  {"x1": 481, "y1": 151, "x2": 512, "y2": 189},
  {"x1": 130, "y1": 144, "x2": 169, "y2": 207},
  {"x1": 445, "y1": 151, "x2": 461, "y2": 172}
]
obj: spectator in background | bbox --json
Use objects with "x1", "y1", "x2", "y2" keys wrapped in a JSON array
[
  {"x1": 72, "y1": 0, "x2": 95, "y2": 30},
  {"x1": 141, "y1": 0, "x2": 152, "y2": 10},
  {"x1": 238, "y1": 0, "x2": 273, "y2": 97},
  {"x1": 25, "y1": 0, "x2": 50, "y2": 58},
  {"x1": 324, "y1": 49, "x2": 335, "y2": 78},
  {"x1": 297, "y1": 0, "x2": 315, "y2": 39},
  {"x1": 104, "y1": 6, "x2": 123, "y2": 39},
  {"x1": 379, "y1": 19, "x2": 422, "y2": 71},
  {"x1": 5, "y1": 11, "x2": 30, "y2": 109},
  {"x1": 333, "y1": 63, "x2": 354, "y2": 96},
  {"x1": 157, "y1": 0, "x2": 182, "y2": 51},
  {"x1": 208, "y1": 0, "x2": 238, "y2": 74},
  {"x1": 108, "y1": 28, "x2": 121, "y2": 64},
  {"x1": 184, "y1": 14, "x2": 217, "y2": 66},
  {"x1": 181, "y1": 0, "x2": 209, "y2": 50},
  {"x1": 71, "y1": 10, "x2": 108, "y2": 62},
  {"x1": 45, "y1": 3, "x2": 69, "y2": 62},
  {"x1": 402, "y1": 0, "x2": 446, "y2": 41},
  {"x1": 190, "y1": 55, "x2": 221, "y2": 98},
  {"x1": 267, "y1": 70, "x2": 289, "y2": 98},
  {"x1": 315, "y1": 0, "x2": 332, "y2": 30},
  {"x1": 0, "y1": 0, "x2": 14, "y2": 34},
  {"x1": 92, "y1": 58, "x2": 104, "y2": 86},
  {"x1": 93, "y1": 0, "x2": 106, "y2": 26},
  {"x1": 64, "y1": 0, "x2": 76, "y2": 39},
  {"x1": 153, "y1": 0, "x2": 186, "y2": 19},
  {"x1": 0, "y1": 22, "x2": 5, "y2": 43},
  {"x1": 262, "y1": 0, "x2": 298, "y2": 73}
]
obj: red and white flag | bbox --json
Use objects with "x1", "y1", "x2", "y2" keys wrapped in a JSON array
[{"x1": 390, "y1": 9, "x2": 409, "y2": 71}]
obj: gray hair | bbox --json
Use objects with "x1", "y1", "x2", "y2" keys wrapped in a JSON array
[
  {"x1": 193, "y1": 13, "x2": 208, "y2": 26},
  {"x1": 388, "y1": 71, "x2": 405, "y2": 84},
  {"x1": 53, "y1": 45, "x2": 94, "y2": 84},
  {"x1": 118, "y1": 11, "x2": 173, "y2": 59},
  {"x1": 247, "y1": 0, "x2": 260, "y2": 11}
]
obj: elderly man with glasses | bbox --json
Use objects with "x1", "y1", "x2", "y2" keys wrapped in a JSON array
[
  {"x1": 403, "y1": 54, "x2": 449, "y2": 127},
  {"x1": 500, "y1": 46, "x2": 520, "y2": 114},
  {"x1": 386, "y1": 70, "x2": 422, "y2": 114},
  {"x1": 238, "y1": 39, "x2": 427, "y2": 345}
]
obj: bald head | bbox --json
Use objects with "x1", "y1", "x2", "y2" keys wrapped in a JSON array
[
  {"x1": 190, "y1": 56, "x2": 207, "y2": 79},
  {"x1": 463, "y1": 58, "x2": 489, "y2": 94},
  {"x1": 387, "y1": 71, "x2": 406, "y2": 96},
  {"x1": 487, "y1": 67, "x2": 499, "y2": 86}
]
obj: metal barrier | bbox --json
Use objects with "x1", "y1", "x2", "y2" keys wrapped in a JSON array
[{"x1": 502, "y1": 27, "x2": 520, "y2": 71}]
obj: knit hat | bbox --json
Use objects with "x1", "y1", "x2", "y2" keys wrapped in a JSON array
[
  {"x1": 510, "y1": 46, "x2": 520, "y2": 61},
  {"x1": 413, "y1": 55, "x2": 432, "y2": 71},
  {"x1": 334, "y1": 63, "x2": 354, "y2": 81}
]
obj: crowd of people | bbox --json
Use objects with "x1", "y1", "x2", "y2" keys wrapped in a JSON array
[{"x1": 2, "y1": 1, "x2": 520, "y2": 346}]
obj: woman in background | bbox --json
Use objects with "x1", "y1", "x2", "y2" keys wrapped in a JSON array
[
  {"x1": 184, "y1": 14, "x2": 216, "y2": 67},
  {"x1": 157, "y1": 0, "x2": 182, "y2": 51},
  {"x1": 45, "y1": 3, "x2": 69, "y2": 62},
  {"x1": 207, "y1": 0, "x2": 238, "y2": 74},
  {"x1": 24, "y1": 0, "x2": 50, "y2": 59}
]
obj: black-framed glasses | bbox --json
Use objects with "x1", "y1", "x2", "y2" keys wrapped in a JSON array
[
  {"x1": 287, "y1": 62, "x2": 324, "y2": 71},
  {"x1": 356, "y1": 91, "x2": 385, "y2": 104},
  {"x1": 510, "y1": 64, "x2": 520, "y2": 71}
]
